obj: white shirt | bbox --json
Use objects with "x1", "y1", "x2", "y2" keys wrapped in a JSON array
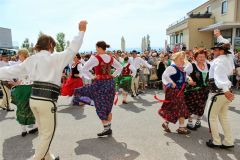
[
  {"x1": 0, "y1": 61, "x2": 9, "y2": 68},
  {"x1": 217, "y1": 35, "x2": 235, "y2": 70},
  {"x1": 0, "y1": 32, "x2": 85, "y2": 86},
  {"x1": 209, "y1": 55, "x2": 233, "y2": 92},
  {"x1": 78, "y1": 54, "x2": 123, "y2": 80},
  {"x1": 161, "y1": 66, "x2": 176, "y2": 85},
  {"x1": 8, "y1": 60, "x2": 20, "y2": 66},
  {"x1": 184, "y1": 62, "x2": 209, "y2": 75},
  {"x1": 128, "y1": 57, "x2": 152, "y2": 70}
]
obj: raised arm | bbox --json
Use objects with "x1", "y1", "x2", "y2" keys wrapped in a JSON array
[{"x1": 53, "y1": 21, "x2": 87, "y2": 67}]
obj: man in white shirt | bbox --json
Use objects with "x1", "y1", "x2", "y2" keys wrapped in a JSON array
[
  {"x1": 0, "y1": 52, "x2": 14, "y2": 111},
  {"x1": 129, "y1": 50, "x2": 152, "y2": 97},
  {"x1": 206, "y1": 42, "x2": 235, "y2": 149},
  {"x1": 0, "y1": 21, "x2": 87, "y2": 160}
]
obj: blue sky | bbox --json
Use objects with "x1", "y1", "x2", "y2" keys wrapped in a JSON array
[{"x1": 0, "y1": 0, "x2": 207, "y2": 51}]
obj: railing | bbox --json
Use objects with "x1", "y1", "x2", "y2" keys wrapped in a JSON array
[
  {"x1": 168, "y1": 12, "x2": 212, "y2": 29},
  {"x1": 168, "y1": 16, "x2": 189, "y2": 28}
]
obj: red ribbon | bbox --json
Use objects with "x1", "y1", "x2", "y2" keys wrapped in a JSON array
[
  {"x1": 154, "y1": 83, "x2": 186, "y2": 103},
  {"x1": 154, "y1": 95, "x2": 170, "y2": 103}
]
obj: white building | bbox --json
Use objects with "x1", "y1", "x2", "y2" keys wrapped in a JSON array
[{"x1": 0, "y1": 27, "x2": 13, "y2": 49}]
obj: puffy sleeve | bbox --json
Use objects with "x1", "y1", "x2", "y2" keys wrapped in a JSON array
[
  {"x1": 112, "y1": 59, "x2": 123, "y2": 77},
  {"x1": 78, "y1": 55, "x2": 98, "y2": 80},
  {"x1": 184, "y1": 63, "x2": 193, "y2": 75},
  {"x1": 162, "y1": 66, "x2": 176, "y2": 85}
]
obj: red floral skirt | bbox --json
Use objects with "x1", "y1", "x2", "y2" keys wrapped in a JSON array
[
  {"x1": 184, "y1": 87, "x2": 209, "y2": 117},
  {"x1": 61, "y1": 77, "x2": 83, "y2": 96},
  {"x1": 158, "y1": 87, "x2": 189, "y2": 124}
]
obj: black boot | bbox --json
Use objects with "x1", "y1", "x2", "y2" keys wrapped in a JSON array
[
  {"x1": 187, "y1": 123, "x2": 197, "y2": 131},
  {"x1": 221, "y1": 144, "x2": 234, "y2": 149},
  {"x1": 206, "y1": 139, "x2": 221, "y2": 148},
  {"x1": 21, "y1": 131, "x2": 27, "y2": 137},
  {"x1": 29, "y1": 128, "x2": 38, "y2": 134},
  {"x1": 97, "y1": 129, "x2": 112, "y2": 137},
  {"x1": 194, "y1": 120, "x2": 201, "y2": 129}
]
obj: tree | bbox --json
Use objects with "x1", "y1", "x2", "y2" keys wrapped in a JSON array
[
  {"x1": 22, "y1": 38, "x2": 30, "y2": 49},
  {"x1": 56, "y1": 32, "x2": 66, "y2": 52}
]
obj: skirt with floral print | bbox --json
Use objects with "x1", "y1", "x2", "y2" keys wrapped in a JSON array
[
  {"x1": 184, "y1": 86, "x2": 209, "y2": 117},
  {"x1": 73, "y1": 79, "x2": 115, "y2": 120},
  {"x1": 158, "y1": 87, "x2": 189, "y2": 124}
]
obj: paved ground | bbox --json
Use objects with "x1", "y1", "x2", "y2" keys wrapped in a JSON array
[{"x1": 0, "y1": 90, "x2": 240, "y2": 160}]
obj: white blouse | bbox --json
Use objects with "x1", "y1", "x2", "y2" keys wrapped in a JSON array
[{"x1": 78, "y1": 54, "x2": 123, "y2": 80}]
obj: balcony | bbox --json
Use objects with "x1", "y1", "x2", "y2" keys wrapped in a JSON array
[
  {"x1": 167, "y1": 13, "x2": 212, "y2": 33},
  {"x1": 189, "y1": 12, "x2": 212, "y2": 18}
]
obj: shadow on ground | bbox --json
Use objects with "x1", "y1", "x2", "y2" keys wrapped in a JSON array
[
  {"x1": 118, "y1": 102, "x2": 146, "y2": 113},
  {"x1": 164, "y1": 126, "x2": 240, "y2": 160},
  {"x1": 58, "y1": 105, "x2": 87, "y2": 120},
  {"x1": 0, "y1": 109, "x2": 15, "y2": 122},
  {"x1": 3, "y1": 134, "x2": 36, "y2": 160},
  {"x1": 75, "y1": 136, "x2": 140, "y2": 160}
]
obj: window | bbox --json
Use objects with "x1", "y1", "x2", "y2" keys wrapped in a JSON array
[
  {"x1": 175, "y1": 34, "x2": 179, "y2": 43},
  {"x1": 207, "y1": 5, "x2": 211, "y2": 13},
  {"x1": 221, "y1": 0, "x2": 227, "y2": 14},
  {"x1": 236, "y1": 28, "x2": 240, "y2": 37},
  {"x1": 180, "y1": 33, "x2": 183, "y2": 43}
]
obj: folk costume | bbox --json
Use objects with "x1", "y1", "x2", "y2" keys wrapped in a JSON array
[
  {"x1": 206, "y1": 43, "x2": 234, "y2": 149},
  {"x1": 0, "y1": 31, "x2": 85, "y2": 160},
  {"x1": 184, "y1": 62, "x2": 210, "y2": 130},
  {"x1": 73, "y1": 54, "x2": 122, "y2": 136}
]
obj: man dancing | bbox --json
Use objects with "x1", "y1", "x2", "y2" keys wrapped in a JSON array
[{"x1": 0, "y1": 21, "x2": 87, "y2": 160}]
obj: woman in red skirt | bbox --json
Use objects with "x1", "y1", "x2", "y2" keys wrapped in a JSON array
[
  {"x1": 61, "y1": 53, "x2": 83, "y2": 96},
  {"x1": 159, "y1": 51, "x2": 192, "y2": 135}
]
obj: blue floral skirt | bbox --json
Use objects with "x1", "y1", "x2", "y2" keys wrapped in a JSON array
[{"x1": 73, "y1": 79, "x2": 115, "y2": 120}]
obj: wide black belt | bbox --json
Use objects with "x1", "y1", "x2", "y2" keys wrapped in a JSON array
[
  {"x1": 208, "y1": 79, "x2": 223, "y2": 93},
  {"x1": 31, "y1": 81, "x2": 60, "y2": 102}
]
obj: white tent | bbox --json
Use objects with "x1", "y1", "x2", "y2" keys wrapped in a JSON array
[{"x1": 121, "y1": 36, "x2": 126, "y2": 52}]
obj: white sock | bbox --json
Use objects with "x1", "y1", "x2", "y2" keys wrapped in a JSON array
[{"x1": 21, "y1": 125, "x2": 27, "y2": 132}]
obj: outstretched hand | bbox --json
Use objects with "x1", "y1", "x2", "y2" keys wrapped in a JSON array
[{"x1": 79, "y1": 20, "x2": 87, "y2": 32}]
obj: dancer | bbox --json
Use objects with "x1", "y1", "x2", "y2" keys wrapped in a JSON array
[
  {"x1": 73, "y1": 41, "x2": 123, "y2": 137},
  {"x1": 206, "y1": 42, "x2": 235, "y2": 149},
  {"x1": 61, "y1": 53, "x2": 83, "y2": 96},
  {"x1": 159, "y1": 51, "x2": 190, "y2": 134},
  {"x1": 10, "y1": 49, "x2": 37, "y2": 137},
  {"x1": 129, "y1": 50, "x2": 152, "y2": 97},
  {"x1": 118, "y1": 56, "x2": 136, "y2": 104},
  {"x1": 0, "y1": 52, "x2": 14, "y2": 111},
  {"x1": 184, "y1": 49, "x2": 210, "y2": 130},
  {"x1": 0, "y1": 21, "x2": 87, "y2": 160}
]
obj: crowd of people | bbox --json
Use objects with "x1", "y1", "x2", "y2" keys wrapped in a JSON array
[{"x1": 0, "y1": 21, "x2": 238, "y2": 160}]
